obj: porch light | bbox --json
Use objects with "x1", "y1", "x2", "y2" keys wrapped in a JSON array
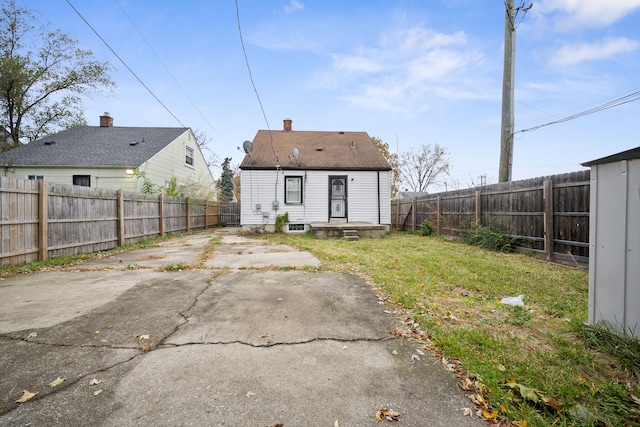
[{"x1": 125, "y1": 169, "x2": 135, "y2": 176}]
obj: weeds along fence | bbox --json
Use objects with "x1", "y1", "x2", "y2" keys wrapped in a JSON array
[
  {"x1": 391, "y1": 170, "x2": 590, "y2": 264},
  {"x1": 0, "y1": 178, "x2": 233, "y2": 267}
]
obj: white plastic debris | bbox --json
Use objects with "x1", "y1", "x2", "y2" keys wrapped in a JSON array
[{"x1": 500, "y1": 294, "x2": 525, "y2": 306}]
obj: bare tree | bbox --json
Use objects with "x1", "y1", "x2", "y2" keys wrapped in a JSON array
[
  {"x1": 399, "y1": 144, "x2": 451, "y2": 192},
  {"x1": 192, "y1": 129, "x2": 219, "y2": 171}
]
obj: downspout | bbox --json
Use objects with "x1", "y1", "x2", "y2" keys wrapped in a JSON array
[{"x1": 377, "y1": 171, "x2": 381, "y2": 224}]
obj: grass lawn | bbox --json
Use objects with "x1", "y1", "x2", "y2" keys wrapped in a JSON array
[{"x1": 261, "y1": 231, "x2": 640, "y2": 427}]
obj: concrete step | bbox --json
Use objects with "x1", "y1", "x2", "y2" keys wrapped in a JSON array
[{"x1": 343, "y1": 230, "x2": 360, "y2": 241}]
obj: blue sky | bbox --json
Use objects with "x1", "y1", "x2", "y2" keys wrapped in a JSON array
[{"x1": 27, "y1": 0, "x2": 640, "y2": 189}]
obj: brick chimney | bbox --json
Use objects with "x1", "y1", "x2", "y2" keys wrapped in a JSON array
[
  {"x1": 283, "y1": 118, "x2": 292, "y2": 132},
  {"x1": 100, "y1": 112, "x2": 113, "y2": 127}
]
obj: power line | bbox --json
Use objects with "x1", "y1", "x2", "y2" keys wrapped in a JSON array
[
  {"x1": 66, "y1": 0, "x2": 186, "y2": 129},
  {"x1": 515, "y1": 90, "x2": 640, "y2": 134},
  {"x1": 235, "y1": 0, "x2": 277, "y2": 164},
  {"x1": 113, "y1": 0, "x2": 223, "y2": 143}
]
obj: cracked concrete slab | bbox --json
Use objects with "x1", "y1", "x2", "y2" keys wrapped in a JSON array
[
  {"x1": 206, "y1": 234, "x2": 321, "y2": 269},
  {"x1": 0, "y1": 229, "x2": 485, "y2": 426},
  {"x1": 167, "y1": 270, "x2": 393, "y2": 346}
]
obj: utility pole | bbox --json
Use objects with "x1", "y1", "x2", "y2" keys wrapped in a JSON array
[
  {"x1": 498, "y1": 1, "x2": 532, "y2": 182},
  {"x1": 499, "y1": 0, "x2": 516, "y2": 182}
]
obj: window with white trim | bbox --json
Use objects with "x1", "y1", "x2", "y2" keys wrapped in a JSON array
[
  {"x1": 26, "y1": 175, "x2": 45, "y2": 180},
  {"x1": 185, "y1": 146, "x2": 194, "y2": 167},
  {"x1": 285, "y1": 176, "x2": 303, "y2": 204}
]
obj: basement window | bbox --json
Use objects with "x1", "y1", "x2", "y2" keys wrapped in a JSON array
[
  {"x1": 185, "y1": 146, "x2": 194, "y2": 167},
  {"x1": 288, "y1": 224, "x2": 305, "y2": 232}
]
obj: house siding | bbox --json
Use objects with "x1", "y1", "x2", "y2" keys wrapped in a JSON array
[
  {"x1": 137, "y1": 130, "x2": 213, "y2": 191},
  {"x1": 240, "y1": 169, "x2": 390, "y2": 230},
  {"x1": 8, "y1": 167, "x2": 138, "y2": 190}
]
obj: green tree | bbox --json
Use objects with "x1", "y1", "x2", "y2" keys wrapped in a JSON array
[
  {"x1": 217, "y1": 157, "x2": 234, "y2": 202},
  {"x1": 371, "y1": 136, "x2": 400, "y2": 199},
  {"x1": 0, "y1": 0, "x2": 115, "y2": 151}
]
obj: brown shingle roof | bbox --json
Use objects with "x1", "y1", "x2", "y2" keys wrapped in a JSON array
[{"x1": 240, "y1": 130, "x2": 391, "y2": 170}]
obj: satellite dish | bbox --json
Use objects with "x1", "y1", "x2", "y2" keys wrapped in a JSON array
[
  {"x1": 292, "y1": 147, "x2": 300, "y2": 160},
  {"x1": 242, "y1": 140, "x2": 253, "y2": 154}
]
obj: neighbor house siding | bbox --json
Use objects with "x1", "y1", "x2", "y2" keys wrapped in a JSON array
[
  {"x1": 8, "y1": 167, "x2": 138, "y2": 190},
  {"x1": 138, "y1": 130, "x2": 213, "y2": 191},
  {"x1": 240, "y1": 169, "x2": 391, "y2": 229}
]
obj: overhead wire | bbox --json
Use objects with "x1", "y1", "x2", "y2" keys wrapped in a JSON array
[
  {"x1": 66, "y1": 0, "x2": 186, "y2": 129},
  {"x1": 515, "y1": 89, "x2": 640, "y2": 135},
  {"x1": 235, "y1": 0, "x2": 280, "y2": 205},
  {"x1": 234, "y1": 0, "x2": 277, "y2": 164},
  {"x1": 112, "y1": 0, "x2": 223, "y2": 145}
]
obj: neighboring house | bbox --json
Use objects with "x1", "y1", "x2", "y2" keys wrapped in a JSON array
[
  {"x1": 0, "y1": 113, "x2": 214, "y2": 194},
  {"x1": 239, "y1": 118, "x2": 391, "y2": 232}
]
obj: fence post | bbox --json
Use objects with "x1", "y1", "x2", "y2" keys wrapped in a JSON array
[
  {"x1": 158, "y1": 194, "x2": 165, "y2": 236},
  {"x1": 117, "y1": 189, "x2": 125, "y2": 246},
  {"x1": 38, "y1": 180, "x2": 48, "y2": 261},
  {"x1": 436, "y1": 195, "x2": 442, "y2": 235},
  {"x1": 543, "y1": 180, "x2": 554, "y2": 261},
  {"x1": 475, "y1": 191, "x2": 481, "y2": 223},
  {"x1": 411, "y1": 197, "x2": 417, "y2": 230},
  {"x1": 186, "y1": 198, "x2": 191, "y2": 232},
  {"x1": 395, "y1": 200, "x2": 400, "y2": 230}
]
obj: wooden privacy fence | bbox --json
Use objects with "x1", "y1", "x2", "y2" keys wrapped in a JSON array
[
  {"x1": 0, "y1": 178, "x2": 239, "y2": 267},
  {"x1": 219, "y1": 202, "x2": 240, "y2": 226},
  {"x1": 391, "y1": 171, "x2": 590, "y2": 263}
]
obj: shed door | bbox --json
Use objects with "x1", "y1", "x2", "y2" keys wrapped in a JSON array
[{"x1": 329, "y1": 176, "x2": 347, "y2": 220}]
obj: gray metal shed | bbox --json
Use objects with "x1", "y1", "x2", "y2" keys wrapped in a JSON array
[{"x1": 582, "y1": 146, "x2": 640, "y2": 338}]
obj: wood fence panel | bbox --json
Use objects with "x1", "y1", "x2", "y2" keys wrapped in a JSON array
[
  {"x1": 47, "y1": 183, "x2": 119, "y2": 258},
  {"x1": 189, "y1": 199, "x2": 207, "y2": 230},
  {"x1": 123, "y1": 192, "x2": 161, "y2": 244},
  {"x1": 163, "y1": 197, "x2": 187, "y2": 234},
  {"x1": 391, "y1": 170, "x2": 590, "y2": 262},
  {"x1": 0, "y1": 177, "x2": 39, "y2": 266},
  {"x1": 220, "y1": 202, "x2": 240, "y2": 226},
  {"x1": 206, "y1": 201, "x2": 220, "y2": 227},
  {"x1": 0, "y1": 178, "x2": 219, "y2": 267}
]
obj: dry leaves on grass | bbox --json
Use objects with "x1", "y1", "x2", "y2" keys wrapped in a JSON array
[{"x1": 503, "y1": 379, "x2": 563, "y2": 411}]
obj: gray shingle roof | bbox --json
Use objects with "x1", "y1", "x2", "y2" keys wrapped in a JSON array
[
  {"x1": 240, "y1": 130, "x2": 391, "y2": 171},
  {"x1": 0, "y1": 126, "x2": 189, "y2": 167}
]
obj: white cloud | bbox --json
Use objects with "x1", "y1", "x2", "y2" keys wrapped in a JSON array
[
  {"x1": 548, "y1": 37, "x2": 640, "y2": 66},
  {"x1": 284, "y1": 0, "x2": 304, "y2": 14},
  {"x1": 536, "y1": 0, "x2": 640, "y2": 27},
  {"x1": 315, "y1": 25, "x2": 488, "y2": 114}
]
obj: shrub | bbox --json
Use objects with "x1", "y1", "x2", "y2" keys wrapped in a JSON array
[
  {"x1": 421, "y1": 218, "x2": 433, "y2": 236},
  {"x1": 459, "y1": 220, "x2": 520, "y2": 253},
  {"x1": 275, "y1": 212, "x2": 289, "y2": 233}
]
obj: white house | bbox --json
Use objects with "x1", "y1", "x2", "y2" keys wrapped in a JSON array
[
  {"x1": 239, "y1": 118, "x2": 391, "y2": 233},
  {"x1": 0, "y1": 113, "x2": 215, "y2": 195}
]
